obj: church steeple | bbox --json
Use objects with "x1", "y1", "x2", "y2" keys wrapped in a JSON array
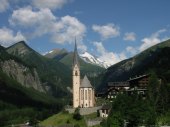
[
  {"x1": 73, "y1": 38, "x2": 79, "y2": 67},
  {"x1": 72, "y1": 38, "x2": 95, "y2": 108},
  {"x1": 72, "y1": 38, "x2": 80, "y2": 108}
]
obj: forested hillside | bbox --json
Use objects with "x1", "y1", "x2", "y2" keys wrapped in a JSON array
[{"x1": 99, "y1": 39, "x2": 170, "y2": 91}]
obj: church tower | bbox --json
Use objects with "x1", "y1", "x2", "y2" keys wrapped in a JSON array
[{"x1": 72, "y1": 40, "x2": 80, "y2": 108}]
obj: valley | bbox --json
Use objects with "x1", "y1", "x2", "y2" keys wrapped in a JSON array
[
  {"x1": 0, "y1": 39, "x2": 170, "y2": 126},
  {"x1": 0, "y1": 41, "x2": 105, "y2": 126},
  {"x1": 1, "y1": 1, "x2": 170, "y2": 127}
]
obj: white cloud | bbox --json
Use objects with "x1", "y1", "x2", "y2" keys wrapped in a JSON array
[
  {"x1": 139, "y1": 29, "x2": 167, "y2": 51},
  {"x1": 93, "y1": 42, "x2": 126, "y2": 66},
  {"x1": 0, "y1": 0, "x2": 9, "y2": 12},
  {"x1": 51, "y1": 15, "x2": 86, "y2": 44},
  {"x1": 77, "y1": 43, "x2": 87, "y2": 52},
  {"x1": 124, "y1": 32, "x2": 136, "y2": 41},
  {"x1": 9, "y1": 6, "x2": 56, "y2": 28},
  {"x1": 125, "y1": 29, "x2": 169, "y2": 56},
  {"x1": 32, "y1": 0, "x2": 70, "y2": 10},
  {"x1": 93, "y1": 42, "x2": 105, "y2": 54},
  {"x1": 126, "y1": 46, "x2": 138, "y2": 55},
  {"x1": 92, "y1": 23, "x2": 120, "y2": 39},
  {"x1": 0, "y1": 27, "x2": 26, "y2": 47},
  {"x1": 9, "y1": 7, "x2": 86, "y2": 44}
]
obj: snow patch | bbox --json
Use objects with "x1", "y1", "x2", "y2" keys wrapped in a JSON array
[{"x1": 79, "y1": 52, "x2": 112, "y2": 68}]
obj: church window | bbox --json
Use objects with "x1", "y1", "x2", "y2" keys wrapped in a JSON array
[
  {"x1": 75, "y1": 71, "x2": 78, "y2": 76},
  {"x1": 89, "y1": 89, "x2": 91, "y2": 100},
  {"x1": 85, "y1": 90, "x2": 87, "y2": 100},
  {"x1": 81, "y1": 90, "x2": 83, "y2": 100}
]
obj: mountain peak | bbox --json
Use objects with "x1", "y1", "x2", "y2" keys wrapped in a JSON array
[
  {"x1": 8, "y1": 41, "x2": 29, "y2": 49},
  {"x1": 45, "y1": 48, "x2": 68, "y2": 59},
  {"x1": 79, "y1": 52, "x2": 110, "y2": 68},
  {"x1": 6, "y1": 41, "x2": 35, "y2": 57},
  {"x1": 17, "y1": 40, "x2": 26, "y2": 44}
]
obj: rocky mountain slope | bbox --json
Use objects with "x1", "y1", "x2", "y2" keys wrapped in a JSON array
[
  {"x1": 6, "y1": 41, "x2": 72, "y2": 98},
  {"x1": 99, "y1": 39, "x2": 170, "y2": 90},
  {"x1": 0, "y1": 45, "x2": 45, "y2": 92},
  {"x1": 0, "y1": 45, "x2": 63, "y2": 126},
  {"x1": 0, "y1": 59, "x2": 45, "y2": 92}
]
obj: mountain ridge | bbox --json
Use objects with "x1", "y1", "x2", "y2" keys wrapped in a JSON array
[
  {"x1": 44, "y1": 48, "x2": 68, "y2": 59},
  {"x1": 44, "y1": 48, "x2": 105, "y2": 79},
  {"x1": 6, "y1": 41, "x2": 72, "y2": 98},
  {"x1": 98, "y1": 39, "x2": 170, "y2": 91},
  {"x1": 79, "y1": 52, "x2": 110, "y2": 68},
  {"x1": 0, "y1": 45, "x2": 63, "y2": 126},
  {"x1": 45, "y1": 49, "x2": 109, "y2": 68}
]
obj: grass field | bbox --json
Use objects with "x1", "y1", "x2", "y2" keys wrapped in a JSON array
[
  {"x1": 39, "y1": 111, "x2": 103, "y2": 127},
  {"x1": 39, "y1": 111, "x2": 86, "y2": 127}
]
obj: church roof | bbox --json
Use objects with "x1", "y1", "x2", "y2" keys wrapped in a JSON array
[
  {"x1": 80, "y1": 75, "x2": 93, "y2": 88},
  {"x1": 73, "y1": 39, "x2": 79, "y2": 67}
]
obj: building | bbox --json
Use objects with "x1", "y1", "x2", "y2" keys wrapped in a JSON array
[
  {"x1": 72, "y1": 41, "x2": 95, "y2": 108},
  {"x1": 127, "y1": 74, "x2": 149, "y2": 96},
  {"x1": 107, "y1": 82, "x2": 129, "y2": 99},
  {"x1": 98, "y1": 104, "x2": 111, "y2": 118},
  {"x1": 106, "y1": 75, "x2": 149, "y2": 99},
  {"x1": 128, "y1": 74, "x2": 149, "y2": 88}
]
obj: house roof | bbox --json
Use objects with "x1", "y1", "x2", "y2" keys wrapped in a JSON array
[
  {"x1": 127, "y1": 74, "x2": 149, "y2": 82},
  {"x1": 80, "y1": 75, "x2": 93, "y2": 88},
  {"x1": 108, "y1": 82, "x2": 129, "y2": 87},
  {"x1": 101, "y1": 104, "x2": 111, "y2": 110}
]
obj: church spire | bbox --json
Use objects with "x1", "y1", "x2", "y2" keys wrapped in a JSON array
[{"x1": 73, "y1": 38, "x2": 79, "y2": 67}]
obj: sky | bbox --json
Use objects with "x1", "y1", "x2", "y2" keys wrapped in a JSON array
[{"x1": 0, "y1": 0, "x2": 170, "y2": 65}]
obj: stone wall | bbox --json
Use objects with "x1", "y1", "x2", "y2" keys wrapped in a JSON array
[
  {"x1": 86, "y1": 117, "x2": 103, "y2": 127},
  {"x1": 65, "y1": 106, "x2": 102, "y2": 115}
]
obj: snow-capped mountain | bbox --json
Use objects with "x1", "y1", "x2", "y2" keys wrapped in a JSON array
[
  {"x1": 79, "y1": 52, "x2": 111, "y2": 68},
  {"x1": 44, "y1": 49, "x2": 111, "y2": 68}
]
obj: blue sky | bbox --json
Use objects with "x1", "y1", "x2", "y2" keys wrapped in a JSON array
[{"x1": 0, "y1": 0, "x2": 170, "y2": 65}]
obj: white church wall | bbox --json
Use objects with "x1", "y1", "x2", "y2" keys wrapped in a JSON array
[
  {"x1": 84, "y1": 88, "x2": 89, "y2": 107},
  {"x1": 73, "y1": 64, "x2": 80, "y2": 108},
  {"x1": 80, "y1": 88, "x2": 84, "y2": 108},
  {"x1": 79, "y1": 88, "x2": 94, "y2": 108}
]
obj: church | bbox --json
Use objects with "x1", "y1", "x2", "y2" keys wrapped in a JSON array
[{"x1": 72, "y1": 41, "x2": 95, "y2": 108}]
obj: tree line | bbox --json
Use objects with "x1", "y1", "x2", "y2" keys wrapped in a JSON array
[{"x1": 103, "y1": 72, "x2": 170, "y2": 127}]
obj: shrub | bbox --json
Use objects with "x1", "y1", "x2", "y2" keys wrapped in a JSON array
[{"x1": 73, "y1": 108, "x2": 82, "y2": 121}]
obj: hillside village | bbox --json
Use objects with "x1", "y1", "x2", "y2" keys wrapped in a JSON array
[
  {"x1": 0, "y1": 38, "x2": 170, "y2": 127},
  {"x1": 0, "y1": 39, "x2": 170, "y2": 127},
  {"x1": 41, "y1": 39, "x2": 170, "y2": 127},
  {"x1": 1, "y1": 1, "x2": 170, "y2": 127}
]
